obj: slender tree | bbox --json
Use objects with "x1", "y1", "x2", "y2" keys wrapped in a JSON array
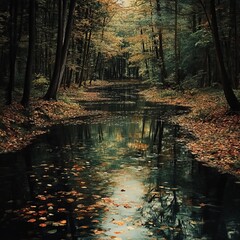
[
  {"x1": 21, "y1": 0, "x2": 36, "y2": 107},
  {"x1": 44, "y1": 0, "x2": 76, "y2": 100},
  {"x1": 6, "y1": 0, "x2": 18, "y2": 105},
  {"x1": 209, "y1": 0, "x2": 240, "y2": 111},
  {"x1": 155, "y1": 0, "x2": 167, "y2": 81},
  {"x1": 174, "y1": 0, "x2": 180, "y2": 85}
]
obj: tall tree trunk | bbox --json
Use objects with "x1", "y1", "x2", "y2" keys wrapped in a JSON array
[
  {"x1": 79, "y1": 31, "x2": 89, "y2": 86},
  {"x1": 156, "y1": 0, "x2": 167, "y2": 81},
  {"x1": 229, "y1": 0, "x2": 238, "y2": 88},
  {"x1": 21, "y1": 0, "x2": 36, "y2": 107},
  {"x1": 210, "y1": 0, "x2": 240, "y2": 111},
  {"x1": 44, "y1": 0, "x2": 76, "y2": 100},
  {"x1": 140, "y1": 28, "x2": 149, "y2": 74},
  {"x1": 44, "y1": 0, "x2": 63, "y2": 100},
  {"x1": 6, "y1": 0, "x2": 18, "y2": 105},
  {"x1": 93, "y1": 17, "x2": 106, "y2": 81},
  {"x1": 79, "y1": 29, "x2": 92, "y2": 86},
  {"x1": 174, "y1": 0, "x2": 180, "y2": 85}
]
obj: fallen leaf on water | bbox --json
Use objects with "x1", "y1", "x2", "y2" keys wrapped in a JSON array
[
  {"x1": 39, "y1": 223, "x2": 47, "y2": 228},
  {"x1": 67, "y1": 198, "x2": 75, "y2": 203},
  {"x1": 27, "y1": 218, "x2": 36, "y2": 223},
  {"x1": 57, "y1": 208, "x2": 67, "y2": 212},
  {"x1": 47, "y1": 203, "x2": 54, "y2": 207},
  {"x1": 159, "y1": 225, "x2": 169, "y2": 230},
  {"x1": 38, "y1": 210, "x2": 47, "y2": 216},
  {"x1": 127, "y1": 226, "x2": 135, "y2": 230},
  {"x1": 112, "y1": 220, "x2": 124, "y2": 226},
  {"x1": 26, "y1": 210, "x2": 36, "y2": 215},
  {"x1": 80, "y1": 225, "x2": 89, "y2": 229},
  {"x1": 91, "y1": 219, "x2": 100, "y2": 223},
  {"x1": 93, "y1": 229, "x2": 106, "y2": 235},
  {"x1": 47, "y1": 229, "x2": 57, "y2": 234},
  {"x1": 60, "y1": 220, "x2": 67, "y2": 225},
  {"x1": 37, "y1": 195, "x2": 47, "y2": 201}
]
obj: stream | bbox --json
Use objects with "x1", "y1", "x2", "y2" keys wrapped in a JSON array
[{"x1": 0, "y1": 82, "x2": 240, "y2": 240}]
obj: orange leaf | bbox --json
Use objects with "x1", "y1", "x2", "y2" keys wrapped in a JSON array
[
  {"x1": 27, "y1": 218, "x2": 36, "y2": 223},
  {"x1": 39, "y1": 223, "x2": 47, "y2": 228}
]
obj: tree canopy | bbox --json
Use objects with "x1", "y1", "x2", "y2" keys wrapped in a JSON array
[{"x1": 0, "y1": 0, "x2": 239, "y2": 109}]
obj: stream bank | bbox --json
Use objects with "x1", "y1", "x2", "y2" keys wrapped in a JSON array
[
  {"x1": 0, "y1": 80, "x2": 117, "y2": 153},
  {"x1": 140, "y1": 86, "x2": 240, "y2": 178}
]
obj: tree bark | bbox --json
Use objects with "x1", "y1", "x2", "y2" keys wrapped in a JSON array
[
  {"x1": 21, "y1": 0, "x2": 36, "y2": 107},
  {"x1": 210, "y1": 0, "x2": 240, "y2": 111},
  {"x1": 44, "y1": 0, "x2": 76, "y2": 100},
  {"x1": 174, "y1": 0, "x2": 180, "y2": 85},
  {"x1": 6, "y1": 0, "x2": 18, "y2": 105},
  {"x1": 44, "y1": 0, "x2": 63, "y2": 100},
  {"x1": 156, "y1": 0, "x2": 167, "y2": 81}
]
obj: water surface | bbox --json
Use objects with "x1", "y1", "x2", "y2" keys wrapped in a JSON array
[{"x1": 0, "y1": 82, "x2": 240, "y2": 240}]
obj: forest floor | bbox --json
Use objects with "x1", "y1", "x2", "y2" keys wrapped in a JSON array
[
  {"x1": 0, "y1": 80, "x2": 240, "y2": 179},
  {"x1": 140, "y1": 87, "x2": 240, "y2": 178},
  {"x1": 0, "y1": 80, "x2": 114, "y2": 153}
]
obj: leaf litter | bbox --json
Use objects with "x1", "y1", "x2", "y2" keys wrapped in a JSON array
[{"x1": 141, "y1": 87, "x2": 240, "y2": 178}]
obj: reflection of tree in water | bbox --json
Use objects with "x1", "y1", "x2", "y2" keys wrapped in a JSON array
[
  {"x1": 139, "y1": 118, "x2": 201, "y2": 239},
  {"x1": 138, "y1": 115, "x2": 240, "y2": 240},
  {"x1": 140, "y1": 186, "x2": 185, "y2": 239}
]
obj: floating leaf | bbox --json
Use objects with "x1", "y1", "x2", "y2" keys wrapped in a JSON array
[
  {"x1": 47, "y1": 229, "x2": 57, "y2": 234},
  {"x1": 112, "y1": 220, "x2": 124, "y2": 226},
  {"x1": 66, "y1": 198, "x2": 75, "y2": 203},
  {"x1": 57, "y1": 208, "x2": 67, "y2": 212},
  {"x1": 27, "y1": 218, "x2": 36, "y2": 223},
  {"x1": 39, "y1": 223, "x2": 47, "y2": 228},
  {"x1": 93, "y1": 229, "x2": 106, "y2": 235},
  {"x1": 80, "y1": 225, "x2": 89, "y2": 229},
  {"x1": 91, "y1": 219, "x2": 99, "y2": 223},
  {"x1": 38, "y1": 210, "x2": 47, "y2": 216},
  {"x1": 59, "y1": 220, "x2": 67, "y2": 225}
]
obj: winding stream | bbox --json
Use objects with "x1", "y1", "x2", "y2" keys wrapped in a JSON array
[{"x1": 0, "y1": 82, "x2": 240, "y2": 240}]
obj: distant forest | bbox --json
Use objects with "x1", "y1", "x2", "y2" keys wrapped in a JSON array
[{"x1": 0, "y1": 0, "x2": 240, "y2": 109}]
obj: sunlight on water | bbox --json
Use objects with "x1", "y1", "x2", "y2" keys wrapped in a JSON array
[
  {"x1": 0, "y1": 84, "x2": 240, "y2": 240},
  {"x1": 101, "y1": 170, "x2": 148, "y2": 239}
]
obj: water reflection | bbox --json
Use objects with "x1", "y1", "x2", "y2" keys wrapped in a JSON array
[{"x1": 0, "y1": 86, "x2": 240, "y2": 239}]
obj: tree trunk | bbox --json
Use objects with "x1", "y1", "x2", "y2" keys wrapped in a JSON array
[
  {"x1": 229, "y1": 0, "x2": 238, "y2": 88},
  {"x1": 156, "y1": 0, "x2": 167, "y2": 81},
  {"x1": 44, "y1": 0, "x2": 76, "y2": 100},
  {"x1": 174, "y1": 0, "x2": 180, "y2": 85},
  {"x1": 140, "y1": 28, "x2": 149, "y2": 75},
  {"x1": 79, "y1": 29, "x2": 92, "y2": 86},
  {"x1": 44, "y1": 0, "x2": 63, "y2": 100},
  {"x1": 21, "y1": 0, "x2": 36, "y2": 107},
  {"x1": 6, "y1": 0, "x2": 18, "y2": 105},
  {"x1": 210, "y1": 0, "x2": 240, "y2": 111}
]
